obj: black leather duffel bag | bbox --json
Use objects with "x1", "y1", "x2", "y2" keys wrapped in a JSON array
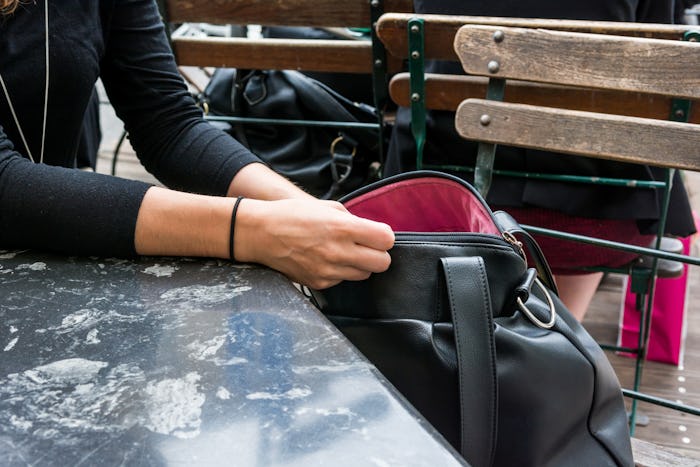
[
  {"x1": 200, "y1": 68, "x2": 383, "y2": 200},
  {"x1": 311, "y1": 171, "x2": 634, "y2": 467}
]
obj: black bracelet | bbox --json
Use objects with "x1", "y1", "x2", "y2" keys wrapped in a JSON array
[{"x1": 229, "y1": 196, "x2": 244, "y2": 261}]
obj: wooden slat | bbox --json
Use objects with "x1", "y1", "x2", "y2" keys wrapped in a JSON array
[
  {"x1": 455, "y1": 99, "x2": 700, "y2": 171},
  {"x1": 173, "y1": 37, "x2": 375, "y2": 73},
  {"x1": 455, "y1": 26, "x2": 700, "y2": 99},
  {"x1": 376, "y1": 13, "x2": 696, "y2": 61},
  {"x1": 166, "y1": 0, "x2": 413, "y2": 27},
  {"x1": 632, "y1": 438, "x2": 700, "y2": 467},
  {"x1": 389, "y1": 73, "x2": 700, "y2": 123}
]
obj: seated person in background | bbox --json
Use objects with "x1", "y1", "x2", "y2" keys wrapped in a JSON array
[
  {"x1": 0, "y1": 0, "x2": 394, "y2": 290},
  {"x1": 386, "y1": 0, "x2": 696, "y2": 320}
]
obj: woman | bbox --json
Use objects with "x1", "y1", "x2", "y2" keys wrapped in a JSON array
[
  {"x1": 386, "y1": 0, "x2": 696, "y2": 320},
  {"x1": 0, "y1": 0, "x2": 394, "y2": 290}
]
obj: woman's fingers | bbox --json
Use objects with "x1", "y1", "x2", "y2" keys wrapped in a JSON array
[
  {"x1": 287, "y1": 261, "x2": 385, "y2": 290},
  {"x1": 347, "y1": 217, "x2": 395, "y2": 252},
  {"x1": 328, "y1": 240, "x2": 392, "y2": 274},
  {"x1": 274, "y1": 241, "x2": 392, "y2": 289},
  {"x1": 320, "y1": 200, "x2": 395, "y2": 251}
]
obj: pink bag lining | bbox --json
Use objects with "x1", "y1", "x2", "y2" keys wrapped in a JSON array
[{"x1": 344, "y1": 177, "x2": 501, "y2": 235}]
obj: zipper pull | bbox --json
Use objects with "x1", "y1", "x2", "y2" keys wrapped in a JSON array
[{"x1": 502, "y1": 231, "x2": 526, "y2": 259}]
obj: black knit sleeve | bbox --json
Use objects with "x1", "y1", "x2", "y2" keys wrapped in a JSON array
[
  {"x1": 0, "y1": 124, "x2": 151, "y2": 257},
  {"x1": 99, "y1": 0, "x2": 261, "y2": 196}
]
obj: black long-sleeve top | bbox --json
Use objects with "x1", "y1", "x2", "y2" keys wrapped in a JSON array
[
  {"x1": 0, "y1": 0, "x2": 260, "y2": 256},
  {"x1": 386, "y1": 0, "x2": 695, "y2": 236}
]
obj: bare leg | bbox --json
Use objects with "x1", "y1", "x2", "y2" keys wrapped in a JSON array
[{"x1": 554, "y1": 272, "x2": 604, "y2": 322}]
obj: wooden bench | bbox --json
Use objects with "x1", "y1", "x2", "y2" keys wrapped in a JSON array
[
  {"x1": 157, "y1": 0, "x2": 412, "y2": 116},
  {"x1": 451, "y1": 24, "x2": 700, "y2": 173},
  {"x1": 162, "y1": 0, "x2": 413, "y2": 74},
  {"x1": 450, "y1": 21, "x2": 700, "y2": 303},
  {"x1": 374, "y1": 13, "x2": 699, "y2": 273},
  {"x1": 377, "y1": 13, "x2": 699, "y2": 122},
  {"x1": 375, "y1": 14, "x2": 699, "y2": 227},
  {"x1": 160, "y1": 0, "x2": 411, "y2": 137},
  {"x1": 374, "y1": 13, "x2": 699, "y2": 277}
]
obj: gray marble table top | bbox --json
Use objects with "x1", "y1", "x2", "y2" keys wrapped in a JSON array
[{"x1": 0, "y1": 250, "x2": 466, "y2": 466}]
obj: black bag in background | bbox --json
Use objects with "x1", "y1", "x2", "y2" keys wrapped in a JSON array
[
  {"x1": 200, "y1": 68, "x2": 384, "y2": 199},
  {"x1": 311, "y1": 171, "x2": 634, "y2": 467}
]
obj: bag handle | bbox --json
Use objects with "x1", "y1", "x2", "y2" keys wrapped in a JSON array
[{"x1": 441, "y1": 257, "x2": 497, "y2": 467}]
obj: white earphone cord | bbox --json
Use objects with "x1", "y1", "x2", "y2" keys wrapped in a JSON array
[
  {"x1": 40, "y1": 0, "x2": 49, "y2": 164},
  {"x1": 0, "y1": 0, "x2": 49, "y2": 164}
]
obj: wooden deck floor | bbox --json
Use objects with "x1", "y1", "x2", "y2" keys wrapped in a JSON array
[
  {"x1": 587, "y1": 271, "x2": 700, "y2": 461},
  {"x1": 96, "y1": 101, "x2": 700, "y2": 463}
]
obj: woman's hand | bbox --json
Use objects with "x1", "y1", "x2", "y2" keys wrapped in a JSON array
[{"x1": 234, "y1": 198, "x2": 395, "y2": 289}]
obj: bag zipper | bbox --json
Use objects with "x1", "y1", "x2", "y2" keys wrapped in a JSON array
[
  {"x1": 502, "y1": 231, "x2": 526, "y2": 260},
  {"x1": 396, "y1": 231, "x2": 527, "y2": 263}
]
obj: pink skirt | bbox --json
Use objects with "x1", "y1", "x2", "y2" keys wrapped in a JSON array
[{"x1": 503, "y1": 207, "x2": 655, "y2": 275}]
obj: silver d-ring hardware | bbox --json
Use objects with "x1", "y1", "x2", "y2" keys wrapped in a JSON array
[{"x1": 516, "y1": 278, "x2": 557, "y2": 329}]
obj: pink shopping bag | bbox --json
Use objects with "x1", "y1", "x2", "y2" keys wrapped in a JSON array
[{"x1": 617, "y1": 235, "x2": 692, "y2": 366}]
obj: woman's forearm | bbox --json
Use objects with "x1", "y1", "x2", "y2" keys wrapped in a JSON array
[
  {"x1": 135, "y1": 162, "x2": 314, "y2": 258},
  {"x1": 134, "y1": 186, "x2": 234, "y2": 258},
  {"x1": 133, "y1": 184, "x2": 395, "y2": 289}
]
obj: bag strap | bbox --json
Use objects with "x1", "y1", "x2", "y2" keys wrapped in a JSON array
[
  {"x1": 230, "y1": 69, "x2": 253, "y2": 148},
  {"x1": 282, "y1": 70, "x2": 363, "y2": 122},
  {"x1": 441, "y1": 257, "x2": 497, "y2": 467},
  {"x1": 282, "y1": 70, "x2": 379, "y2": 146}
]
